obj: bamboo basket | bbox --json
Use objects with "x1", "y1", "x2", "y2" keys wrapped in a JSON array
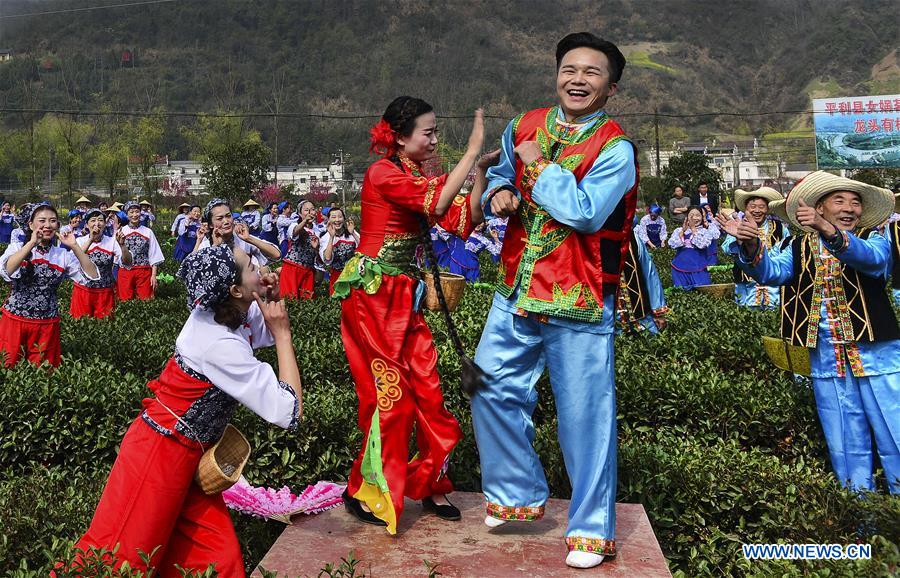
[
  {"x1": 762, "y1": 336, "x2": 812, "y2": 376},
  {"x1": 423, "y1": 271, "x2": 466, "y2": 312},
  {"x1": 694, "y1": 283, "x2": 735, "y2": 299},
  {"x1": 194, "y1": 424, "x2": 250, "y2": 495}
]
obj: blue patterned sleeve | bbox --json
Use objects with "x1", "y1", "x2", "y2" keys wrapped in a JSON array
[
  {"x1": 832, "y1": 231, "x2": 892, "y2": 280},
  {"x1": 736, "y1": 243, "x2": 795, "y2": 286},
  {"x1": 721, "y1": 234, "x2": 738, "y2": 256},
  {"x1": 482, "y1": 120, "x2": 520, "y2": 219},
  {"x1": 276, "y1": 380, "x2": 300, "y2": 431},
  {"x1": 530, "y1": 140, "x2": 636, "y2": 234}
]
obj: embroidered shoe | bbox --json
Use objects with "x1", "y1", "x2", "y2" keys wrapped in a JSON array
[
  {"x1": 422, "y1": 496, "x2": 461, "y2": 521},
  {"x1": 342, "y1": 489, "x2": 387, "y2": 526}
]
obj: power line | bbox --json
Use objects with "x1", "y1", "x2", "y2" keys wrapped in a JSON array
[
  {"x1": 0, "y1": 107, "x2": 852, "y2": 120},
  {"x1": 0, "y1": 0, "x2": 180, "y2": 19}
]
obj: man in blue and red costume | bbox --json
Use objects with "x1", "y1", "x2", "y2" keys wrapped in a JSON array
[
  {"x1": 472, "y1": 32, "x2": 638, "y2": 569},
  {"x1": 721, "y1": 171, "x2": 900, "y2": 496}
]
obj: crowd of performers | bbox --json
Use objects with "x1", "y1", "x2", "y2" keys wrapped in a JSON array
[{"x1": 0, "y1": 32, "x2": 897, "y2": 576}]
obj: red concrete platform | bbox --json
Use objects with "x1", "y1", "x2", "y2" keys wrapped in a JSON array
[{"x1": 253, "y1": 492, "x2": 671, "y2": 577}]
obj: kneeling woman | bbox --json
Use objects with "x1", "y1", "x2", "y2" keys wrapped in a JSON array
[
  {"x1": 71, "y1": 209, "x2": 133, "y2": 319},
  {"x1": 72, "y1": 246, "x2": 302, "y2": 575},
  {"x1": 0, "y1": 203, "x2": 99, "y2": 367},
  {"x1": 334, "y1": 96, "x2": 492, "y2": 533}
]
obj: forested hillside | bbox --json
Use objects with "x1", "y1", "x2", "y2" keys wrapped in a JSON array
[{"x1": 0, "y1": 0, "x2": 897, "y2": 166}]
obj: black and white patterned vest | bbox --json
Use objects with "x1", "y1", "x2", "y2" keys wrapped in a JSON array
[
  {"x1": 4, "y1": 248, "x2": 66, "y2": 318},
  {"x1": 84, "y1": 246, "x2": 116, "y2": 288},
  {"x1": 285, "y1": 228, "x2": 318, "y2": 267},
  {"x1": 124, "y1": 232, "x2": 151, "y2": 266},
  {"x1": 330, "y1": 237, "x2": 358, "y2": 271}
]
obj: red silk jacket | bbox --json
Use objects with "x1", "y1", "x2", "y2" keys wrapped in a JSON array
[{"x1": 356, "y1": 155, "x2": 474, "y2": 274}]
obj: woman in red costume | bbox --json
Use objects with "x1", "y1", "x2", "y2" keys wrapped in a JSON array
[
  {"x1": 69, "y1": 245, "x2": 301, "y2": 575},
  {"x1": 334, "y1": 96, "x2": 494, "y2": 533}
]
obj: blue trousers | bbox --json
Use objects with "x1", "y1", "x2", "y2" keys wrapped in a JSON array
[
  {"x1": 472, "y1": 303, "x2": 617, "y2": 555},
  {"x1": 812, "y1": 373, "x2": 900, "y2": 494}
]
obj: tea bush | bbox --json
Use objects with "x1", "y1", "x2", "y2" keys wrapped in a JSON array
[{"x1": 0, "y1": 240, "x2": 896, "y2": 576}]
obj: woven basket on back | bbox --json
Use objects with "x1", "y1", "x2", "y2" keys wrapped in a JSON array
[
  {"x1": 423, "y1": 271, "x2": 466, "y2": 312},
  {"x1": 694, "y1": 283, "x2": 735, "y2": 299},
  {"x1": 763, "y1": 336, "x2": 812, "y2": 376},
  {"x1": 194, "y1": 424, "x2": 250, "y2": 495}
]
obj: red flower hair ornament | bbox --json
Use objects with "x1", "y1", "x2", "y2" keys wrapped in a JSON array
[{"x1": 369, "y1": 119, "x2": 397, "y2": 157}]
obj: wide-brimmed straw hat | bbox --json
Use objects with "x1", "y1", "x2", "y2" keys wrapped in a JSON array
[
  {"x1": 243, "y1": 199, "x2": 260, "y2": 208},
  {"x1": 178, "y1": 202, "x2": 191, "y2": 209},
  {"x1": 734, "y1": 187, "x2": 783, "y2": 212},
  {"x1": 139, "y1": 199, "x2": 152, "y2": 207},
  {"x1": 767, "y1": 199, "x2": 789, "y2": 224},
  {"x1": 75, "y1": 195, "x2": 91, "y2": 204},
  {"x1": 784, "y1": 171, "x2": 895, "y2": 233}
]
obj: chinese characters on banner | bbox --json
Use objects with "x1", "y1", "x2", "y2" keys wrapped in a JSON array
[{"x1": 813, "y1": 94, "x2": 900, "y2": 169}]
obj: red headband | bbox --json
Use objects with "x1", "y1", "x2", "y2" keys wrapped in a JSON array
[{"x1": 369, "y1": 119, "x2": 396, "y2": 157}]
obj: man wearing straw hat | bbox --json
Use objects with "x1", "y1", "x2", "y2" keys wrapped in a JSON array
[
  {"x1": 720, "y1": 170, "x2": 900, "y2": 494},
  {"x1": 74, "y1": 195, "x2": 92, "y2": 213},
  {"x1": 720, "y1": 187, "x2": 790, "y2": 309},
  {"x1": 241, "y1": 199, "x2": 262, "y2": 236}
]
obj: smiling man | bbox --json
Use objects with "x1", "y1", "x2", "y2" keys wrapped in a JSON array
[
  {"x1": 721, "y1": 171, "x2": 900, "y2": 495},
  {"x1": 473, "y1": 32, "x2": 637, "y2": 569},
  {"x1": 720, "y1": 187, "x2": 790, "y2": 309}
]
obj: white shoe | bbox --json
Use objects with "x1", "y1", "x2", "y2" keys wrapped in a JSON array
[
  {"x1": 484, "y1": 515, "x2": 507, "y2": 528},
  {"x1": 565, "y1": 551, "x2": 604, "y2": 569}
]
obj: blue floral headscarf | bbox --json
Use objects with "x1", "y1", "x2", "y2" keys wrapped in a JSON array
[
  {"x1": 177, "y1": 245, "x2": 239, "y2": 311},
  {"x1": 204, "y1": 198, "x2": 230, "y2": 221},
  {"x1": 16, "y1": 202, "x2": 51, "y2": 230}
]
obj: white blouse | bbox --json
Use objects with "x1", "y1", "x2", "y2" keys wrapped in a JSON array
[{"x1": 174, "y1": 301, "x2": 297, "y2": 429}]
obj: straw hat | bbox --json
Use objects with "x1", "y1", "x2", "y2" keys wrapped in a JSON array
[
  {"x1": 243, "y1": 199, "x2": 260, "y2": 208},
  {"x1": 784, "y1": 171, "x2": 895, "y2": 233},
  {"x1": 178, "y1": 202, "x2": 191, "y2": 209},
  {"x1": 139, "y1": 199, "x2": 152, "y2": 207},
  {"x1": 767, "y1": 199, "x2": 789, "y2": 224},
  {"x1": 734, "y1": 187, "x2": 783, "y2": 212},
  {"x1": 75, "y1": 195, "x2": 91, "y2": 204}
]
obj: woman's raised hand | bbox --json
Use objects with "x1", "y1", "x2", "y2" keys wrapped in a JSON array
[
  {"x1": 260, "y1": 270, "x2": 281, "y2": 302},
  {"x1": 57, "y1": 229, "x2": 79, "y2": 249},
  {"x1": 253, "y1": 291, "x2": 291, "y2": 339},
  {"x1": 467, "y1": 109, "x2": 485, "y2": 156}
]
